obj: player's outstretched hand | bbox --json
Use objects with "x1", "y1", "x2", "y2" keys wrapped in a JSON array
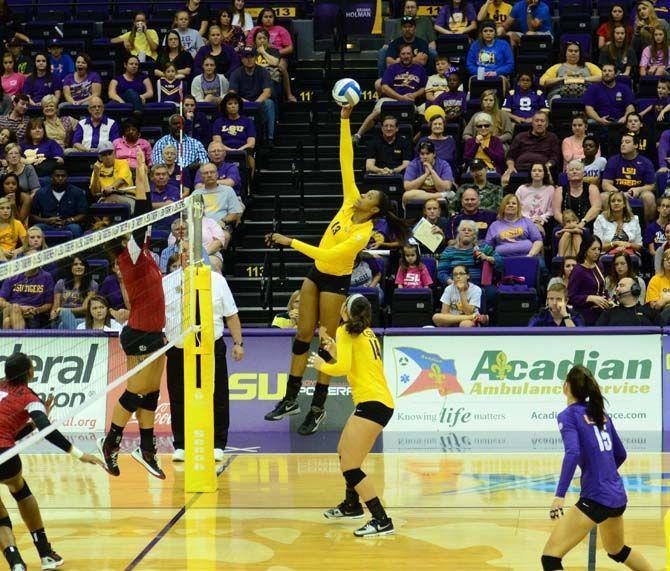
[
  {"x1": 549, "y1": 497, "x2": 565, "y2": 520},
  {"x1": 265, "y1": 233, "x2": 291, "y2": 247},
  {"x1": 136, "y1": 146, "x2": 145, "y2": 167},
  {"x1": 80, "y1": 453, "x2": 107, "y2": 468},
  {"x1": 341, "y1": 105, "x2": 352, "y2": 120},
  {"x1": 308, "y1": 351, "x2": 325, "y2": 371},
  {"x1": 319, "y1": 327, "x2": 336, "y2": 359},
  {"x1": 44, "y1": 394, "x2": 55, "y2": 419}
]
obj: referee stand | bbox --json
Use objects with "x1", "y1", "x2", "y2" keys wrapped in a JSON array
[{"x1": 183, "y1": 195, "x2": 218, "y2": 493}]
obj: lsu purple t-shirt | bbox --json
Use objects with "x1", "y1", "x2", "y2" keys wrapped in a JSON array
[
  {"x1": 62, "y1": 72, "x2": 102, "y2": 102},
  {"x1": 381, "y1": 63, "x2": 427, "y2": 96},
  {"x1": 114, "y1": 73, "x2": 147, "y2": 95},
  {"x1": 0, "y1": 269, "x2": 54, "y2": 306},
  {"x1": 484, "y1": 217, "x2": 543, "y2": 256},
  {"x1": 213, "y1": 116, "x2": 256, "y2": 149},
  {"x1": 23, "y1": 75, "x2": 62, "y2": 103},
  {"x1": 583, "y1": 81, "x2": 635, "y2": 121},
  {"x1": 602, "y1": 153, "x2": 655, "y2": 191}
]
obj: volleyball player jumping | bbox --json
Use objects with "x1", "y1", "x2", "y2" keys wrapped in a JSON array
[
  {"x1": 264, "y1": 105, "x2": 408, "y2": 435},
  {"x1": 0, "y1": 352, "x2": 104, "y2": 571},
  {"x1": 541, "y1": 365, "x2": 653, "y2": 571},
  {"x1": 309, "y1": 294, "x2": 395, "y2": 537},
  {"x1": 98, "y1": 148, "x2": 168, "y2": 479}
]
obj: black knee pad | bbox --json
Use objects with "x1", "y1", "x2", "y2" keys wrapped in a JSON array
[
  {"x1": 343, "y1": 468, "x2": 366, "y2": 489},
  {"x1": 541, "y1": 555, "x2": 563, "y2": 570},
  {"x1": 140, "y1": 391, "x2": 160, "y2": 412},
  {"x1": 119, "y1": 390, "x2": 143, "y2": 413},
  {"x1": 608, "y1": 545, "x2": 631, "y2": 563},
  {"x1": 292, "y1": 339, "x2": 310, "y2": 355},
  {"x1": 11, "y1": 481, "x2": 31, "y2": 502},
  {"x1": 0, "y1": 516, "x2": 12, "y2": 529},
  {"x1": 318, "y1": 347, "x2": 333, "y2": 362}
]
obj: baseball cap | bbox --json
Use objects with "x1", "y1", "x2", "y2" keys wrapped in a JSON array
[
  {"x1": 241, "y1": 46, "x2": 257, "y2": 57},
  {"x1": 470, "y1": 159, "x2": 487, "y2": 171},
  {"x1": 401, "y1": 15, "x2": 416, "y2": 25},
  {"x1": 97, "y1": 141, "x2": 115, "y2": 155},
  {"x1": 48, "y1": 37, "x2": 63, "y2": 47}
]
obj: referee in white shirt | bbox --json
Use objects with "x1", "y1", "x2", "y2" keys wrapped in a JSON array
[{"x1": 163, "y1": 255, "x2": 244, "y2": 462}]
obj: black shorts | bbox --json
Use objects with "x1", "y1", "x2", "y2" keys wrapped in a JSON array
[
  {"x1": 576, "y1": 498, "x2": 626, "y2": 524},
  {"x1": 354, "y1": 401, "x2": 394, "y2": 427},
  {"x1": 0, "y1": 449, "x2": 21, "y2": 481},
  {"x1": 306, "y1": 265, "x2": 351, "y2": 295},
  {"x1": 120, "y1": 326, "x2": 165, "y2": 356}
]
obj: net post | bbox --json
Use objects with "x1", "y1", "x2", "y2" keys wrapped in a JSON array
[{"x1": 184, "y1": 194, "x2": 216, "y2": 493}]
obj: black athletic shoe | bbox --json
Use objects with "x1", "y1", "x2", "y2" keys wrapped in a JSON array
[
  {"x1": 97, "y1": 436, "x2": 120, "y2": 477},
  {"x1": 264, "y1": 398, "x2": 300, "y2": 421},
  {"x1": 131, "y1": 447, "x2": 166, "y2": 480},
  {"x1": 41, "y1": 549, "x2": 64, "y2": 570},
  {"x1": 353, "y1": 518, "x2": 395, "y2": 537},
  {"x1": 323, "y1": 501, "x2": 365, "y2": 520},
  {"x1": 297, "y1": 406, "x2": 326, "y2": 435}
]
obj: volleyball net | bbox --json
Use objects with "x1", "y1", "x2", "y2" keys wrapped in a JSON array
[{"x1": 0, "y1": 194, "x2": 215, "y2": 487}]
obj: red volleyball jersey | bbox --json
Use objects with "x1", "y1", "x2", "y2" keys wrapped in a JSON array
[
  {"x1": 118, "y1": 234, "x2": 166, "y2": 333},
  {"x1": 0, "y1": 381, "x2": 46, "y2": 448}
]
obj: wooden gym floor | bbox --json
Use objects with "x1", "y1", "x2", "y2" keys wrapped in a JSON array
[{"x1": 2, "y1": 450, "x2": 668, "y2": 570}]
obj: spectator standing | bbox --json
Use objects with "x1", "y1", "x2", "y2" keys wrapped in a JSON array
[
  {"x1": 365, "y1": 115, "x2": 412, "y2": 175},
  {"x1": 61, "y1": 54, "x2": 102, "y2": 106},
  {"x1": 72, "y1": 98, "x2": 120, "y2": 152},
  {"x1": 110, "y1": 11, "x2": 160, "y2": 62},
  {"x1": 228, "y1": 46, "x2": 276, "y2": 145},
  {"x1": 30, "y1": 166, "x2": 87, "y2": 237}
]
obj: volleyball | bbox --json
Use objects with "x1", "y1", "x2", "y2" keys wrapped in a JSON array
[{"x1": 332, "y1": 78, "x2": 361, "y2": 107}]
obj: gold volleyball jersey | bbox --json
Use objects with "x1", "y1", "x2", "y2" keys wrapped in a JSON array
[
  {"x1": 320, "y1": 325, "x2": 394, "y2": 409},
  {"x1": 291, "y1": 118, "x2": 373, "y2": 276}
]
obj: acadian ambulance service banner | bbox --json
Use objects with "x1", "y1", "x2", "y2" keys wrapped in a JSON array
[{"x1": 383, "y1": 334, "x2": 662, "y2": 432}]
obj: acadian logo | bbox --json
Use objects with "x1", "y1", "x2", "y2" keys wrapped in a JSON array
[{"x1": 472, "y1": 350, "x2": 651, "y2": 388}]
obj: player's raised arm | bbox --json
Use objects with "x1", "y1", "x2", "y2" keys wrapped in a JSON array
[{"x1": 340, "y1": 105, "x2": 361, "y2": 205}]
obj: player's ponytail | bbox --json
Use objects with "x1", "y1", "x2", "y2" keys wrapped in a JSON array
[
  {"x1": 565, "y1": 365, "x2": 607, "y2": 429},
  {"x1": 345, "y1": 294, "x2": 371, "y2": 335},
  {"x1": 374, "y1": 191, "x2": 410, "y2": 244}
]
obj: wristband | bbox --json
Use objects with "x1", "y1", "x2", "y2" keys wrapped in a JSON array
[{"x1": 69, "y1": 445, "x2": 84, "y2": 459}]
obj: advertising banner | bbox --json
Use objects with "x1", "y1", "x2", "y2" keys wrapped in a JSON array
[
  {"x1": 0, "y1": 336, "x2": 109, "y2": 434},
  {"x1": 383, "y1": 334, "x2": 662, "y2": 432}
]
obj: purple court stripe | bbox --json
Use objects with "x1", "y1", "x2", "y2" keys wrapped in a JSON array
[{"x1": 124, "y1": 454, "x2": 238, "y2": 571}]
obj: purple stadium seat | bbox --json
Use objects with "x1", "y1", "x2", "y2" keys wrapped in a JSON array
[
  {"x1": 421, "y1": 256, "x2": 437, "y2": 278},
  {"x1": 88, "y1": 259, "x2": 110, "y2": 283},
  {"x1": 435, "y1": 34, "x2": 469, "y2": 60},
  {"x1": 468, "y1": 78, "x2": 504, "y2": 103},
  {"x1": 363, "y1": 173, "x2": 404, "y2": 203},
  {"x1": 503, "y1": 256, "x2": 539, "y2": 288},
  {"x1": 88, "y1": 203, "x2": 131, "y2": 225},
  {"x1": 64, "y1": 152, "x2": 97, "y2": 177},
  {"x1": 379, "y1": 101, "x2": 415, "y2": 124},
  {"x1": 44, "y1": 230, "x2": 74, "y2": 247},
  {"x1": 348, "y1": 287, "x2": 382, "y2": 326}
]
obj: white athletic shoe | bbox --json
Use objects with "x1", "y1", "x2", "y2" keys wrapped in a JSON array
[
  {"x1": 172, "y1": 449, "x2": 185, "y2": 462},
  {"x1": 214, "y1": 448, "x2": 224, "y2": 462},
  {"x1": 353, "y1": 518, "x2": 395, "y2": 537},
  {"x1": 41, "y1": 550, "x2": 64, "y2": 570}
]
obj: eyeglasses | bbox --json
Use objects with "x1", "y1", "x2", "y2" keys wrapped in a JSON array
[
  {"x1": 452, "y1": 271, "x2": 468, "y2": 276},
  {"x1": 476, "y1": 124, "x2": 490, "y2": 128}
]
